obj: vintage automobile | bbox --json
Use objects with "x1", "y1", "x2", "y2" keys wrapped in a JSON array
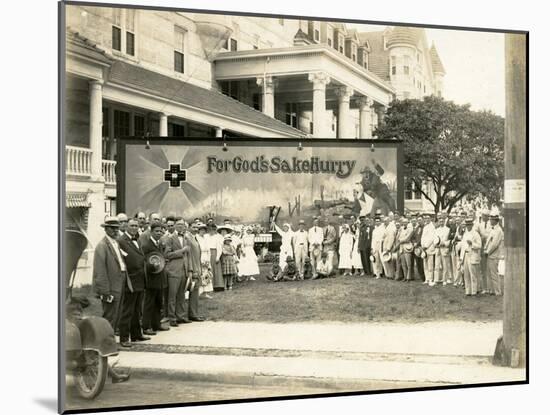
[{"x1": 64, "y1": 228, "x2": 119, "y2": 399}]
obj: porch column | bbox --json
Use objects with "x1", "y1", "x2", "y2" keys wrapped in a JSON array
[
  {"x1": 336, "y1": 86, "x2": 353, "y2": 139},
  {"x1": 308, "y1": 72, "x2": 331, "y2": 137},
  {"x1": 89, "y1": 80, "x2": 103, "y2": 179},
  {"x1": 159, "y1": 112, "x2": 168, "y2": 137},
  {"x1": 215, "y1": 127, "x2": 223, "y2": 138},
  {"x1": 358, "y1": 97, "x2": 374, "y2": 138},
  {"x1": 256, "y1": 76, "x2": 275, "y2": 118}
]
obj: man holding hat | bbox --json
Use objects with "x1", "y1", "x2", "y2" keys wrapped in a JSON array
[
  {"x1": 398, "y1": 217, "x2": 414, "y2": 281},
  {"x1": 357, "y1": 215, "x2": 373, "y2": 277},
  {"x1": 371, "y1": 216, "x2": 385, "y2": 279},
  {"x1": 381, "y1": 215, "x2": 397, "y2": 279},
  {"x1": 476, "y1": 209, "x2": 492, "y2": 294},
  {"x1": 141, "y1": 222, "x2": 169, "y2": 335},
  {"x1": 484, "y1": 210, "x2": 504, "y2": 295},
  {"x1": 411, "y1": 214, "x2": 425, "y2": 281},
  {"x1": 460, "y1": 217, "x2": 482, "y2": 296},
  {"x1": 92, "y1": 217, "x2": 128, "y2": 332}
]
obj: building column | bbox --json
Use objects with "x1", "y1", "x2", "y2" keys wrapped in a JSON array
[
  {"x1": 308, "y1": 72, "x2": 330, "y2": 137},
  {"x1": 159, "y1": 112, "x2": 168, "y2": 137},
  {"x1": 89, "y1": 80, "x2": 104, "y2": 180},
  {"x1": 256, "y1": 76, "x2": 276, "y2": 118},
  {"x1": 358, "y1": 97, "x2": 374, "y2": 139},
  {"x1": 215, "y1": 127, "x2": 223, "y2": 138},
  {"x1": 336, "y1": 86, "x2": 354, "y2": 139}
]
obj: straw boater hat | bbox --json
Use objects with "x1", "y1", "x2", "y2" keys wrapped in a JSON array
[
  {"x1": 286, "y1": 255, "x2": 294, "y2": 262},
  {"x1": 217, "y1": 224, "x2": 233, "y2": 233},
  {"x1": 414, "y1": 246, "x2": 424, "y2": 258},
  {"x1": 465, "y1": 217, "x2": 474, "y2": 225},
  {"x1": 381, "y1": 251, "x2": 392, "y2": 263},
  {"x1": 223, "y1": 235, "x2": 233, "y2": 242},
  {"x1": 489, "y1": 207, "x2": 500, "y2": 219},
  {"x1": 101, "y1": 217, "x2": 120, "y2": 228}
]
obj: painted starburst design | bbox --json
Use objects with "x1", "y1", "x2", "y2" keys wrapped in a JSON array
[{"x1": 132, "y1": 145, "x2": 209, "y2": 214}]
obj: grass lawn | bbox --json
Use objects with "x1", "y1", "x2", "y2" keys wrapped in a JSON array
[{"x1": 72, "y1": 264, "x2": 503, "y2": 324}]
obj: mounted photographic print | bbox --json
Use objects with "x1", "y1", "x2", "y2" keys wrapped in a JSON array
[{"x1": 59, "y1": 0, "x2": 527, "y2": 413}]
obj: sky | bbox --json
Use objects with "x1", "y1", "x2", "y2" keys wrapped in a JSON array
[{"x1": 351, "y1": 24, "x2": 505, "y2": 116}]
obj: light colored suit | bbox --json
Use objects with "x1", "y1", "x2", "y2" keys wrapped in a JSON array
[
  {"x1": 381, "y1": 224, "x2": 396, "y2": 278},
  {"x1": 421, "y1": 222, "x2": 437, "y2": 283},
  {"x1": 434, "y1": 225, "x2": 451, "y2": 283},
  {"x1": 398, "y1": 225, "x2": 414, "y2": 280},
  {"x1": 371, "y1": 224, "x2": 385, "y2": 276},
  {"x1": 485, "y1": 224, "x2": 504, "y2": 295},
  {"x1": 461, "y1": 228, "x2": 482, "y2": 295}
]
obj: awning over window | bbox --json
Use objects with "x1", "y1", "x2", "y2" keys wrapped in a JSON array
[{"x1": 66, "y1": 192, "x2": 91, "y2": 208}]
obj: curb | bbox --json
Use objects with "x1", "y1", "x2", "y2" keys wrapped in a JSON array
[{"x1": 120, "y1": 366, "x2": 453, "y2": 390}]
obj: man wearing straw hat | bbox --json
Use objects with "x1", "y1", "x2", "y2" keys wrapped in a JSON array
[
  {"x1": 308, "y1": 217, "x2": 324, "y2": 279},
  {"x1": 460, "y1": 217, "x2": 482, "y2": 296},
  {"x1": 484, "y1": 209, "x2": 504, "y2": 295},
  {"x1": 293, "y1": 219, "x2": 309, "y2": 279},
  {"x1": 420, "y1": 212, "x2": 437, "y2": 286},
  {"x1": 92, "y1": 217, "x2": 128, "y2": 332}
]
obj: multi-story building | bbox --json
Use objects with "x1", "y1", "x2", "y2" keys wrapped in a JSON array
[{"x1": 63, "y1": 4, "x2": 444, "y2": 282}]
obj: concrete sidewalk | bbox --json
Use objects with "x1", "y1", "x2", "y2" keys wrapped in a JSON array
[
  {"x1": 142, "y1": 320, "x2": 504, "y2": 356},
  {"x1": 114, "y1": 320, "x2": 526, "y2": 388}
]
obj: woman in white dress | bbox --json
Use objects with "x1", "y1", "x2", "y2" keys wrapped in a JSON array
[
  {"x1": 238, "y1": 226, "x2": 260, "y2": 279},
  {"x1": 351, "y1": 222, "x2": 363, "y2": 275},
  {"x1": 196, "y1": 223, "x2": 213, "y2": 298},
  {"x1": 338, "y1": 224, "x2": 354, "y2": 276},
  {"x1": 273, "y1": 222, "x2": 295, "y2": 268}
]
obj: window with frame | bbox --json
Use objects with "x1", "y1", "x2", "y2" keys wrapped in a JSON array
[
  {"x1": 352, "y1": 44, "x2": 357, "y2": 62},
  {"x1": 315, "y1": 29, "x2": 320, "y2": 42},
  {"x1": 363, "y1": 52, "x2": 368, "y2": 69},
  {"x1": 112, "y1": 26, "x2": 121, "y2": 51},
  {"x1": 285, "y1": 103, "x2": 298, "y2": 128},
  {"x1": 169, "y1": 122, "x2": 185, "y2": 137},
  {"x1": 328, "y1": 38, "x2": 332, "y2": 47},
  {"x1": 230, "y1": 38, "x2": 238, "y2": 51},
  {"x1": 125, "y1": 9, "x2": 135, "y2": 56},
  {"x1": 391, "y1": 56, "x2": 397, "y2": 75},
  {"x1": 134, "y1": 114, "x2": 145, "y2": 137},
  {"x1": 102, "y1": 108, "x2": 110, "y2": 160},
  {"x1": 114, "y1": 110, "x2": 130, "y2": 138},
  {"x1": 404, "y1": 55, "x2": 410, "y2": 75},
  {"x1": 339, "y1": 35, "x2": 344, "y2": 53},
  {"x1": 405, "y1": 179, "x2": 422, "y2": 200},
  {"x1": 174, "y1": 26, "x2": 186, "y2": 73}
]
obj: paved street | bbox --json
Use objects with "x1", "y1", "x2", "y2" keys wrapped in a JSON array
[{"x1": 64, "y1": 375, "x2": 437, "y2": 411}]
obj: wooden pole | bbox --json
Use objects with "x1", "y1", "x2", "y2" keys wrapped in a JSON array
[{"x1": 500, "y1": 33, "x2": 527, "y2": 368}]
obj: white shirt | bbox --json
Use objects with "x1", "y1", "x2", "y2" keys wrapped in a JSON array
[
  {"x1": 371, "y1": 224, "x2": 385, "y2": 252},
  {"x1": 275, "y1": 224, "x2": 295, "y2": 248},
  {"x1": 308, "y1": 226, "x2": 324, "y2": 249},
  {"x1": 293, "y1": 229, "x2": 309, "y2": 247},
  {"x1": 106, "y1": 235, "x2": 127, "y2": 272}
]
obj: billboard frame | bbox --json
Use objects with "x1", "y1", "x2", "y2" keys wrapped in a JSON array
[{"x1": 116, "y1": 137, "x2": 404, "y2": 218}]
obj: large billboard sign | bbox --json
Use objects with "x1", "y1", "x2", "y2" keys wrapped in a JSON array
[{"x1": 118, "y1": 138, "x2": 403, "y2": 224}]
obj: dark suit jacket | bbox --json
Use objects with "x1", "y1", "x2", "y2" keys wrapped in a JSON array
[
  {"x1": 357, "y1": 224, "x2": 372, "y2": 251},
  {"x1": 92, "y1": 237, "x2": 125, "y2": 297},
  {"x1": 411, "y1": 225, "x2": 424, "y2": 246},
  {"x1": 117, "y1": 233, "x2": 145, "y2": 292},
  {"x1": 140, "y1": 236, "x2": 167, "y2": 290}
]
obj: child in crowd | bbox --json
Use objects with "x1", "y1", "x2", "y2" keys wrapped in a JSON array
[
  {"x1": 267, "y1": 254, "x2": 283, "y2": 282},
  {"x1": 315, "y1": 252, "x2": 332, "y2": 279},
  {"x1": 282, "y1": 256, "x2": 298, "y2": 281},
  {"x1": 303, "y1": 257, "x2": 314, "y2": 280},
  {"x1": 221, "y1": 236, "x2": 238, "y2": 290}
]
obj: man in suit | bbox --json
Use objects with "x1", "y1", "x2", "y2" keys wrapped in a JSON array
[
  {"x1": 476, "y1": 210, "x2": 491, "y2": 294},
  {"x1": 357, "y1": 215, "x2": 372, "y2": 277},
  {"x1": 460, "y1": 217, "x2": 482, "y2": 296},
  {"x1": 91, "y1": 216, "x2": 130, "y2": 383},
  {"x1": 136, "y1": 212, "x2": 147, "y2": 234},
  {"x1": 484, "y1": 212, "x2": 504, "y2": 296},
  {"x1": 434, "y1": 214, "x2": 452, "y2": 285},
  {"x1": 116, "y1": 213, "x2": 129, "y2": 238},
  {"x1": 421, "y1": 213, "x2": 437, "y2": 286},
  {"x1": 293, "y1": 220, "x2": 309, "y2": 278},
  {"x1": 381, "y1": 215, "x2": 397, "y2": 279},
  {"x1": 323, "y1": 218, "x2": 338, "y2": 273},
  {"x1": 141, "y1": 221, "x2": 169, "y2": 335},
  {"x1": 163, "y1": 219, "x2": 192, "y2": 326},
  {"x1": 398, "y1": 217, "x2": 414, "y2": 281},
  {"x1": 117, "y1": 218, "x2": 149, "y2": 347},
  {"x1": 371, "y1": 216, "x2": 385, "y2": 279},
  {"x1": 183, "y1": 223, "x2": 205, "y2": 321},
  {"x1": 92, "y1": 217, "x2": 128, "y2": 331},
  {"x1": 410, "y1": 215, "x2": 425, "y2": 281}
]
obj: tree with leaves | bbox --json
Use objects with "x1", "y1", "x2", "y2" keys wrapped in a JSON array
[{"x1": 375, "y1": 96, "x2": 504, "y2": 213}]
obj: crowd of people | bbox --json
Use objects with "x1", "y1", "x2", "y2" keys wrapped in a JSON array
[
  {"x1": 91, "y1": 212, "x2": 265, "y2": 355},
  {"x1": 90, "y1": 206, "x2": 505, "y2": 357},
  {"x1": 267, "y1": 208, "x2": 505, "y2": 298}
]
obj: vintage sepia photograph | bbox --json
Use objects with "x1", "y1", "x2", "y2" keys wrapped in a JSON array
[{"x1": 59, "y1": 0, "x2": 527, "y2": 413}]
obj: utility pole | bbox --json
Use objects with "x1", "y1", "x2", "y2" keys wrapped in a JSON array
[{"x1": 499, "y1": 33, "x2": 527, "y2": 368}]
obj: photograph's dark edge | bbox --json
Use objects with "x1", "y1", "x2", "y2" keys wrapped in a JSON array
[
  {"x1": 62, "y1": 0, "x2": 528, "y2": 35},
  {"x1": 59, "y1": 1, "x2": 67, "y2": 413},
  {"x1": 59, "y1": 1, "x2": 530, "y2": 413}
]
